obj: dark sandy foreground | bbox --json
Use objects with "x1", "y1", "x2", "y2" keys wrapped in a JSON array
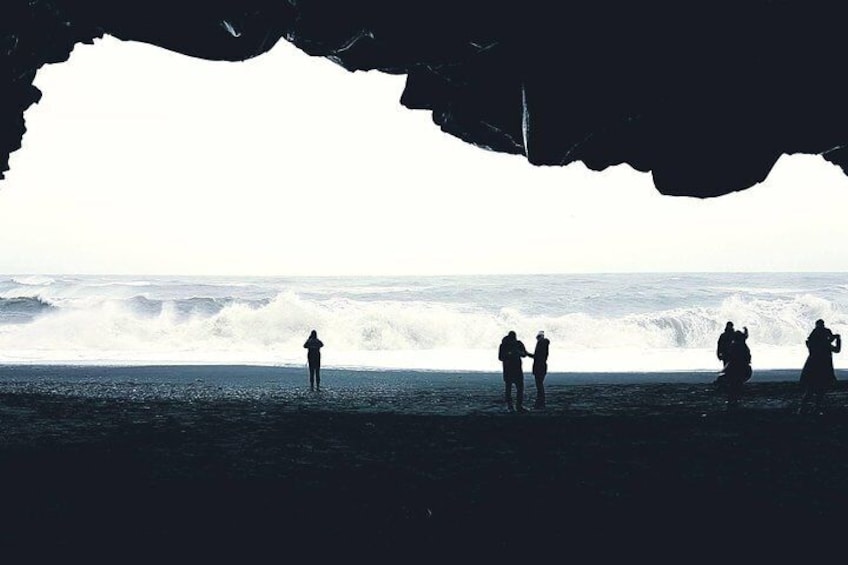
[{"x1": 2, "y1": 380, "x2": 848, "y2": 559}]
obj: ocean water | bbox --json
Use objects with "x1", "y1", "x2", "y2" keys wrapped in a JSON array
[{"x1": 0, "y1": 273, "x2": 846, "y2": 372}]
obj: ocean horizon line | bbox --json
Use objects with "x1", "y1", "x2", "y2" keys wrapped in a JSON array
[{"x1": 3, "y1": 270, "x2": 848, "y2": 279}]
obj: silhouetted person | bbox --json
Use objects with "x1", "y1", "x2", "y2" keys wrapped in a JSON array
[
  {"x1": 531, "y1": 330, "x2": 550, "y2": 409},
  {"x1": 303, "y1": 330, "x2": 324, "y2": 390},
  {"x1": 717, "y1": 321, "x2": 745, "y2": 368},
  {"x1": 716, "y1": 328, "x2": 752, "y2": 406},
  {"x1": 498, "y1": 330, "x2": 530, "y2": 412},
  {"x1": 799, "y1": 319, "x2": 841, "y2": 415}
]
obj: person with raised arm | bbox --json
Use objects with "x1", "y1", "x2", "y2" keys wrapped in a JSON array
[
  {"x1": 716, "y1": 321, "x2": 745, "y2": 369},
  {"x1": 799, "y1": 319, "x2": 841, "y2": 415},
  {"x1": 717, "y1": 328, "x2": 752, "y2": 406}
]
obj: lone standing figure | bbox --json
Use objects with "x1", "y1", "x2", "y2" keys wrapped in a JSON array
[{"x1": 304, "y1": 330, "x2": 324, "y2": 390}]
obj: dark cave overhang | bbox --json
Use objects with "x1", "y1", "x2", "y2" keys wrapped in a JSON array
[{"x1": 3, "y1": 1, "x2": 848, "y2": 198}]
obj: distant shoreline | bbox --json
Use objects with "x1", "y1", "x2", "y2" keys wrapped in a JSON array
[{"x1": 0, "y1": 363, "x2": 812, "y2": 384}]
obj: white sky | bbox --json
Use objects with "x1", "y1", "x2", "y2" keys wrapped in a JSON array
[{"x1": 1, "y1": 35, "x2": 847, "y2": 276}]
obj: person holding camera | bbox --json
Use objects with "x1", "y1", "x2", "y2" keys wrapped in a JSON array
[
  {"x1": 717, "y1": 327, "x2": 752, "y2": 406},
  {"x1": 799, "y1": 319, "x2": 841, "y2": 414},
  {"x1": 716, "y1": 321, "x2": 737, "y2": 368}
]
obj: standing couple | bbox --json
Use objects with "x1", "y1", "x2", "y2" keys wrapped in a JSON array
[{"x1": 498, "y1": 330, "x2": 550, "y2": 412}]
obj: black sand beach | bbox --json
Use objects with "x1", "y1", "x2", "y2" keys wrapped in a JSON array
[{"x1": 2, "y1": 366, "x2": 847, "y2": 559}]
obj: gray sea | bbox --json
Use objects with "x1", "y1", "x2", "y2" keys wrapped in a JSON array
[{"x1": 1, "y1": 272, "x2": 846, "y2": 372}]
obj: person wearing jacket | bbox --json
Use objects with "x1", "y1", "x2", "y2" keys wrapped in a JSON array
[
  {"x1": 498, "y1": 330, "x2": 530, "y2": 412},
  {"x1": 304, "y1": 330, "x2": 324, "y2": 390}
]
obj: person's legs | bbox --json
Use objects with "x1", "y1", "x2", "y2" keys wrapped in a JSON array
[
  {"x1": 800, "y1": 382, "x2": 819, "y2": 414},
  {"x1": 504, "y1": 381, "x2": 514, "y2": 411},
  {"x1": 315, "y1": 360, "x2": 321, "y2": 390},
  {"x1": 727, "y1": 380, "x2": 741, "y2": 407},
  {"x1": 515, "y1": 378, "x2": 525, "y2": 411},
  {"x1": 815, "y1": 389, "x2": 826, "y2": 414},
  {"x1": 308, "y1": 363, "x2": 316, "y2": 390},
  {"x1": 534, "y1": 373, "x2": 546, "y2": 408}
]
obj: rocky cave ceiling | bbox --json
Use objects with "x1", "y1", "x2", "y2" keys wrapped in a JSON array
[{"x1": 3, "y1": 1, "x2": 848, "y2": 197}]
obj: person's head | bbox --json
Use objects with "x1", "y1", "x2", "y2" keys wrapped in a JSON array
[
  {"x1": 537, "y1": 330, "x2": 545, "y2": 340},
  {"x1": 735, "y1": 330, "x2": 747, "y2": 341},
  {"x1": 725, "y1": 321, "x2": 734, "y2": 332},
  {"x1": 816, "y1": 319, "x2": 825, "y2": 329},
  {"x1": 310, "y1": 330, "x2": 317, "y2": 338},
  {"x1": 507, "y1": 330, "x2": 516, "y2": 340}
]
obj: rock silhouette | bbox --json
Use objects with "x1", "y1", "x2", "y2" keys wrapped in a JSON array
[{"x1": 4, "y1": 1, "x2": 848, "y2": 197}]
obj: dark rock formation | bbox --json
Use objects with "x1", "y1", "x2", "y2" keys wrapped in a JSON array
[{"x1": 3, "y1": 1, "x2": 848, "y2": 197}]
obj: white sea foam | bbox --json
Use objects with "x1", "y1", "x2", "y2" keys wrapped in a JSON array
[
  {"x1": 10, "y1": 275, "x2": 56, "y2": 286},
  {"x1": 1, "y1": 272, "x2": 846, "y2": 371}
]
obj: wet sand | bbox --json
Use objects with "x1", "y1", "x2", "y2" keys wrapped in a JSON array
[{"x1": 2, "y1": 370, "x2": 847, "y2": 559}]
